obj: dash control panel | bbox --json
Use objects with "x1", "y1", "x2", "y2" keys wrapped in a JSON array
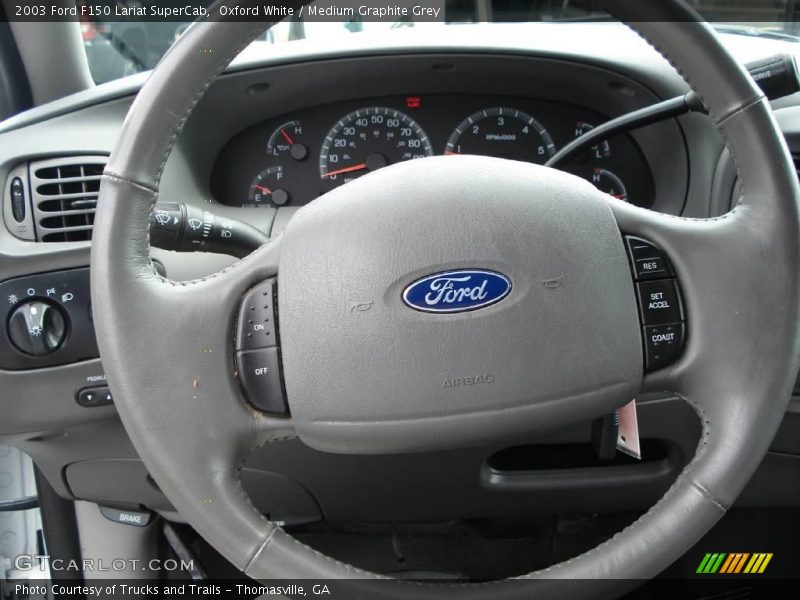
[
  {"x1": 234, "y1": 279, "x2": 288, "y2": 415},
  {"x1": 626, "y1": 237, "x2": 686, "y2": 372},
  {"x1": 1, "y1": 268, "x2": 98, "y2": 370}
]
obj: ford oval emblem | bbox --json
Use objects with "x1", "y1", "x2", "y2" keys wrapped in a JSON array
[{"x1": 402, "y1": 270, "x2": 512, "y2": 313}]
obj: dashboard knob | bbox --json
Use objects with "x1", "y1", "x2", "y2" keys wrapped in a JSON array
[{"x1": 7, "y1": 300, "x2": 67, "y2": 356}]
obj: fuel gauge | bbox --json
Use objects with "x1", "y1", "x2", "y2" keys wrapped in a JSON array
[
  {"x1": 248, "y1": 166, "x2": 291, "y2": 207},
  {"x1": 267, "y1": 120, "x2": 308, "y2": 161}
]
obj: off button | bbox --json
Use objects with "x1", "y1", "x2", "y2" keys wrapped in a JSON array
[
  {"x1": 636, "y1": 280, "x2": 682, "y2": 325},
  {"x1": 236, "y1": 347, "x2": 287, "y2": 415}
]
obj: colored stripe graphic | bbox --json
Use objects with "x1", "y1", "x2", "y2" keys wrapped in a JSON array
[
  {"x1": 733, "y1": 553, "x2": 750, "y2": 573},
  {"x1": 697, "y1": 553, "x2": 727, "y2": 573},
  {"x1": 744, "y1": 553, "x2": 773, "y2": 574},
  {"x1": 719, "y1": 553, "x2": 749, "y2": 573},
  {"x1": 696, "y1": 553, "x2": 713, "y2": 573},
  {"x1": 698, "y1": 552, "x2": 772, "y2": 574},
  {"x1": 718, "y1": 554, "x2": 735, "y2": 574}
]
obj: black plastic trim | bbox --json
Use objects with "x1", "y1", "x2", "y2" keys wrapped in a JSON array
[{"x1": 33, "y1": 465, "x2": 84, "y2": 582}]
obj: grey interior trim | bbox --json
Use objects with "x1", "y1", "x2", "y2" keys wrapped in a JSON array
[
  {"x1": 0, "y1": 21, "x2": 684, "y2": 135},
  {"x1": 0, "y1": 19, "x2": 32, "y2": 121},
  {"x1": 0, "y1": 359, "x2": 115, "y2": 437},
  {"x1": 776, "y1": 104, "x2": 800, "y2": 149},
  {"x1": 0, "y1": 73, "x2": 147, "y2": 135},
  {"x1": 2, "y1": 2, "x2": 93, "y2": 106},
  {"x1": 75, "y1": 500, "x2": 162, "y2": 580},
  {"x1": 712, "y1": 105, "x2": 800, "y2": 215}
]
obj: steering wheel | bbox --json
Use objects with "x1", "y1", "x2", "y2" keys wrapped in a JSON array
[{"x1": 91, "y1": 0, "x2": 800, "y2": 595}]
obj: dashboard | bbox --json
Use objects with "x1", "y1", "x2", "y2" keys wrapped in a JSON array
[{"x1": 211, "y1": 94, "x2": 654, "y2": 209}]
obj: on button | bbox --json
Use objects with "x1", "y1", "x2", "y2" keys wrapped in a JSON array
[{"x1": 236, "y1": 280, "x2": 277, "y2": 351}]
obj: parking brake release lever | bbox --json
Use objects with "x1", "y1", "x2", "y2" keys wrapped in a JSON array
[{"x1": 149, "y1": 203, "x2": 269, "y2": 258}]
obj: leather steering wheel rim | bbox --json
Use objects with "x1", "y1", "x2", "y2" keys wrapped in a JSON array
[{"x1": 91, "y1": 0, "x2": 800, "y2": 596}]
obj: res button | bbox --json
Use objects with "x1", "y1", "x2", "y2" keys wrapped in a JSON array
[
  {"x1": 635, "y1": 257, "x2": 670, "y2": 280},
  {"x1": 626, "y1": 236, "x2": 674, "y2": 280},
  {"x1": 637, "y1": 280, "x2": 682, "y2": 325}
]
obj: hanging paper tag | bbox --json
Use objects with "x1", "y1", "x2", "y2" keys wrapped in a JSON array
[{"x1": 616, "y1": 399, "x2": 641, "y2": 459}]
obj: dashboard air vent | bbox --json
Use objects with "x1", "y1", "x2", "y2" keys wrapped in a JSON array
[{"x1": 30, "y1": 156, "x2": 107, "y2": 242}]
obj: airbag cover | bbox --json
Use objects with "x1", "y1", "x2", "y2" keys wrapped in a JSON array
[{"x1": 279, "y1": 156, "x2": 642, "y2": 453}]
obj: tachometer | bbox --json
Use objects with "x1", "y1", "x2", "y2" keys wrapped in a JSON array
[
  {"x1": 445, "y1": 108, "x2": 556, "y2": 163},
  {"x1": 319, "y1": 106, "x2": 433, "y2": 184}
]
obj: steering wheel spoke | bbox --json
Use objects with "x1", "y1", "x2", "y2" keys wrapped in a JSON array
[
  {"x1": 609, "y1": 145, "x2": 800, "y2": 507},
  {"x1": 610, "y1": 192, "x2": 781, "y2": 403},
  {"x1": 610, "y1": 199, "x2": 732, "y2": 391},
  {"x1": 93, "y1": 177, "x2": 291, "y2": 567}
]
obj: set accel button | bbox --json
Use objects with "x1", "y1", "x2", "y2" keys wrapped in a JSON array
[{"x1": 636, "y1": 280, "x2": 682, "y2": 325}]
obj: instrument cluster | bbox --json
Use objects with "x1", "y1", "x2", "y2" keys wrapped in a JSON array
[{"x1": 211, "y1": 95, "x2": 655, "y2": 209}]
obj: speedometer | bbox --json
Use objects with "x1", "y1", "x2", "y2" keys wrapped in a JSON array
[
  {"x1": 319, "y1": 106, "x2": 433, "y2": 184},
  {"x1": 445, "y1": 107, "x2": 556, "y2": 164}
]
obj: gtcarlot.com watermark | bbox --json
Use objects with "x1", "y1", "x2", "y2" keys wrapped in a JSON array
[{"x1": 14, "y1": 554, "x2": 194, "y2": 573}]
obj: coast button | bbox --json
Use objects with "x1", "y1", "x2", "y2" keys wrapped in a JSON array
[{"x1": 644, "y1": 323, "x2": 685, "y2": 371}]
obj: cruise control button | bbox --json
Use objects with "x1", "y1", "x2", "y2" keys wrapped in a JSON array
[
  {"x1": 644, "y1": 323, "x2": 685, "y2": 371},
  {"x1": 626, "y1": 236, "x2": 673, "y2": 280},
  {"x1": 635, "y1": 257, "x2": 669, "y2": 280},
  {"x1": 236, "y1": 279, "x2": 277, "y2": 351},
  {"x1": 637, "y1": 280, "x2": 682, "y2": 325},
  {"x1": 627, "y1": 237, "x2": 662, "y2": 261},
  {"x1": 236, "y1": 348, "x2": 287, "y2": 415}
]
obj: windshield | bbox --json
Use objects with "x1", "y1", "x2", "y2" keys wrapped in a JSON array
[{"x1": 79, "y1": 0, "x2": 800, "y2": 84}]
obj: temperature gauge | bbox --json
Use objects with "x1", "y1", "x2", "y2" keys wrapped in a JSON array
[
  {"x1": 267, "y1": 120, "x2": 308, "y2": 161},
  {"x1": 590, "y1": 168, "x2": 627, "y2": 202},
  {"x1": 248, "y1": 166, "x2": 291, "y2": 207},
  {"x1": 574, "y1": 122, "x2": 611, "y2": 160}
]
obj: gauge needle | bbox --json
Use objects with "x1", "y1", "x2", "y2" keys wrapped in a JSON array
[
  {"x1": 280, "y1": 129, "x2": 294, "y2": 145},
  {"x1": 321, "y1": 163, "x2": 368, "y2": 179},
  {"x1": 254, "y1": 184, "x2": 272, "y2": 194}
]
